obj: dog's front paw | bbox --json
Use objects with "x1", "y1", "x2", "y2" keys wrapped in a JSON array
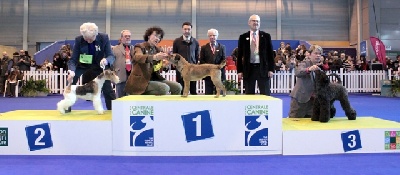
[
  {"x1": 97, "y1": 110, "x2": 104, "y2": 115},
  {"x1": 181, "y1": 95, "x2": 188, "y2": 98},
  {"x1": 214, "y1": 95, "x2": 220, "y2": 98},
  {"x1": 347, "y1": 109, "x2": 357, "y2": 120}
]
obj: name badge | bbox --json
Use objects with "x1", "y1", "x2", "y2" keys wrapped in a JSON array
[{"x1": 79, "y1": 54, "x2": 93, "y2": 64}]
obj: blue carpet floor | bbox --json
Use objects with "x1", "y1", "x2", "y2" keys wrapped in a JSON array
[{"x1": 0, "y1": 94, "x2": 399, "y2": 175}]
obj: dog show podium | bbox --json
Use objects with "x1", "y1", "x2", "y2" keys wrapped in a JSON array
[
  {"x1": 112, "y1": 95, "x2": 283, "y2": 156},
  {"x1": 0, "y1": 110, "x2": 112, "y2": 155},
  {"x1": 282, "y1": 117, "x2": 400, "y2": 155},
  {"x1": 1, "y1": 95, "x2": 400, "y2": 156}
]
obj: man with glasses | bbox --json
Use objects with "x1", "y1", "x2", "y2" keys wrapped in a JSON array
[
  {"x1": 112, "y1": 30, "x2": 133, "y2": 98},
  {"x1": 237, "y1": 14, "x2": 275, "y2": 95}
]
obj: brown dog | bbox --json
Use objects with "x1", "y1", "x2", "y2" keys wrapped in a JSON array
[{"x1": 168, "y1": 53, "x2": 226, "y2": 98}]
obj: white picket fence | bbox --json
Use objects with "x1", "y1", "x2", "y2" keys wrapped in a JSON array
[{"x1": 20, "y1": 68, "x2": 392, "y2": 94}]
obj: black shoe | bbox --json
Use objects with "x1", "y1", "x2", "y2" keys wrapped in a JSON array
[{"x1": 65, "y1": 107, "x2": 71, "y2": 113}]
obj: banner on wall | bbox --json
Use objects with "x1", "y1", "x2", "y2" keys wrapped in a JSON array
[
  {"x1": 369, "y1": 36, "x2": 386, "y2": 67},
  {"x1": 360, "y1": 40, "x2": 367, "y2": 56}
]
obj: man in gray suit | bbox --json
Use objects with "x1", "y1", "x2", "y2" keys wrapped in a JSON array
[
  {"x1": 112, "y1": 30, "x2": 133, "y2": 98},
  {"x1": 288, "y1": 45, "x2": 323, "y2": 118}
]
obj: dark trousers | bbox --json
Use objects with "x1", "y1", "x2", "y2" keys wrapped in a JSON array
[
  {"x1": 204, "y1": 76, "x2": 214, "y2": 95},
  {"x1": 72, "y1": 68, "x2": 116, "y2": 110},
  {"x1": 244, "y1": 64, "x2": 271, "y2": 95},
  {"x1": 176, "y1": 70, "x2": 197, "y2": 95},
  {"x1": 0, "y1": 76, "x2": 5, "y2": 93}
]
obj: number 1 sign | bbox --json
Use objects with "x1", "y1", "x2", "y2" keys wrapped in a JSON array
[{"x1": 181, "y1": 110, "x2": 214, "y2": 143}]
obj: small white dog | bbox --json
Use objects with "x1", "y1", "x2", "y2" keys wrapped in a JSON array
[{"x1": 57, "y1": 70, "x2": 120, "y2": 114}]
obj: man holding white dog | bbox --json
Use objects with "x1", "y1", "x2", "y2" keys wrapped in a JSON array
[{"x1": 66, "y1": 22, "x2": 116, "y2": 112}]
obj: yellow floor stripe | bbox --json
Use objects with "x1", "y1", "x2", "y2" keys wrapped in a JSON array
[
  {"x1": 283, "y1": 117, "x2": 400, "y2": 130},
  {"x1": 116, "y1": 95, "x2": 279, "y2": 101},
  {"x1": 0, "y1": 110, "x2": 111, "y2": 121}
]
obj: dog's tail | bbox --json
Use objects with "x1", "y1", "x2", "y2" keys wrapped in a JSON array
[
  {"x1": 328, "y1": 73, "x2": 342, "y2": 83},
  {"x1": 218, "y1": 60, "x2": 227, "y2": 69}
]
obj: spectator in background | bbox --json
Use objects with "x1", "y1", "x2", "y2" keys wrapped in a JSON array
[
  {"x1": 321, "y1": 56, "x2": 330, "y2": 71},
  {"x1": 330, "y1": 51, "x2": 342, "y2": 71},
  {"x1": 30, "y1": 60, "x2": 38, "y2": 71},
  {"x1": 0, "y1": 52, "x2": 11, "y2": 94},
  {"x1": 17, "y1": 50, "x2": 30, "y2": 71},
  {"x1": 52, "y1": 53, "x2": 63, "y2": 72},
  {"x1": 231, "y1": 47, "x2": 238, "y2": 62},
  {"x1": 40, "y1": 59, "x2": 53, "y2": 71},
  {"x1": 5, "y1": 66, "x2": 23, "y2": 97}
]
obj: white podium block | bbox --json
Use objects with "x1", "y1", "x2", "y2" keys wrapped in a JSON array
[
  {"x1": 112, "y1": 95, "x2": 282, "y2": 156},
  {"x1": 282, "y1": 117, "x2": 400, "y2": 155},
  {"x1": 0, "y1": 110, "x2": 112, "y2": 155}
]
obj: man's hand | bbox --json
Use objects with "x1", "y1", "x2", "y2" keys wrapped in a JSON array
[
  {"x1": 308, "y1": 65, "x2": 319, "y2": 71},
  {"x1": 238, "y1": 73, "x2": 242, "y2": 81},
  {"x1": 162, "y1": 59, "x2": 169, "y2": 67},
  {"x1": 100, "y1": 58, "x2": 108, "y2": 68},
  {"x1": 67, "y1": 70, "x2": 75, "y2": 84},
  {"x1": 155, "y1": 52, "x2": 168, "y2": 61},
  {"x1": 268, "y1": 71, "x2": 274, "y2": 78}
]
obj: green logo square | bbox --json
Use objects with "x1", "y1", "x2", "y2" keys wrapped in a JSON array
[
  {"x1": 385, "y1": 131, "x2": 390, "y2": 137},
  {"x1": 0, "y1": 128, "x2": 8, "y2": 146},
  {"x1": 397, "y1": 143, "x2": 400, "y2": 149},
  {"x1": 397, "y1": 131, "x2": 400, "y2": 137},
  {"x1": 385, "y1": 144, "x2": 390, "y2": 150}
]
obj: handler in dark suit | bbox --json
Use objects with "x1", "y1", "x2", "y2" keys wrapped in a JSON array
[
  {"x1": 200, "y1": 28, "x2": 226, "y2": 95},
  {"x1": 237, "y1": 14, "x2": 275, "y2": 95},
  {"x1": 173, "y1": 22, "x2": 200, "y2": 95},
  {"x1": 67, "y1": 22, "x2": 116, "y2": 111}
]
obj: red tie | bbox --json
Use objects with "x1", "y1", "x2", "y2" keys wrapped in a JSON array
[
  {"x1": 211, "y1": 43, "x2": 215, "y2": 54},
  {"x1": 125, "y1": 46, "x2": 131, "y2": 72}
]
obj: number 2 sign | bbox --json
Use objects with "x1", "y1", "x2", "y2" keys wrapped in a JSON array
[{"x1": 25, "y1": 123, "x2": 53, "y2": 151}]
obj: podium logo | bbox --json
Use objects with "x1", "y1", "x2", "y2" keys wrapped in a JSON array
[
  {"x1": 385, "y1": 131, "x2": 400, "y2": 150},
  {"x1": 130, "y1": 116, "x2": 154, "y2": 147},
  {"x1": 341, "y1": 130, "x2": 362, "y2": 152},
  {"x1": 244, "y1": 105, "x2": 269, "y2": 146},
  {"x1": 25, "y1": 123, "x2": 53, "y2": 151},
  {"x1": 181, "y1": 110, "x2": 214, "y2": 143},
  {"x1": 0, "y1": 128, "x2": 8, "y2": 146},
  {"x1": 245, "y1": 115, "x2": 269, "y2": 146}
]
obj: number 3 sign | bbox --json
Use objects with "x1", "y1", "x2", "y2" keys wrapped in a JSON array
[
  {"x1": 341, "y1": 130, "x2": 362, "y2": 152},
  {"x1": 25, "y1": 123, "x2": 53, "y2": 151}
]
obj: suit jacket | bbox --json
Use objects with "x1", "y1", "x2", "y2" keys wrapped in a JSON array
[
  {"x1": 200, "y1": 42, "x2": 226, "y2": 80},
  {"x1": 289, "y1": 59, "x2": 315, "y2": 103},
  {"x1": 112, "y1": 43, "x2": 133, "y2": 83},
  {"x1": 236, "y1": 31, "x2": 274, "y2": 79},
  {"x1": 67, "y1": 33, "x2": 115, "y2": 72},
  {"x1": 172, "y1": 36, "x2": 199, "y2": 64},
  {"x1": 124, "y1": 42, "x2": 164, "y2": 95}
]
